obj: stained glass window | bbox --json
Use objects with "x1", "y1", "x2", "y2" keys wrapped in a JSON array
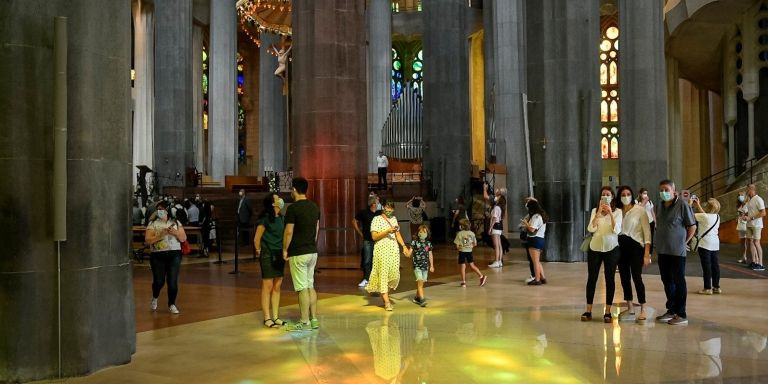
[
  {"x1": 237, "y1": 52, "x2": 246, "y2": 164},
  {"x1": 412, "y1": 49, "x2": 423, "y2": 95},
  {"x1": 599, "y1": 21, "x2": 619, "y2": 159},
  {"x1": 392, "y1": 48, "x2": 404, "y2": 101},
  {"x1": 203, "y1": 46, "x2": 209, "y2": 130}
]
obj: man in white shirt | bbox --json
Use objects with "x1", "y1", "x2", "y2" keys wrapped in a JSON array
[
  {"x1": 745, "y1": 184, "x2": 766, "y2": 271},
  {"x1": 376, "y1": 150, "x2": 389, "y2": 190}
]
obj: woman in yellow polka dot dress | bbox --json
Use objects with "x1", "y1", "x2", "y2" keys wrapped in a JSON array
[{"x1": 367, "y1": 200, "x2": 412, "y2": 311}]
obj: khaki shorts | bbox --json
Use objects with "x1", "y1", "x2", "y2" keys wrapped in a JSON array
[
  {"x1": 289, "y1": 253, "x2": 318, "y2": 291},
  {"x1": 746, "y1": 227, "x2": 762, "y2": 240}
]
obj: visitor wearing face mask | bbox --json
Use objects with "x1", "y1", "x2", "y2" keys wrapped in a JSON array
[
  {"x1": 366, "y1": 200, "x2": 412, "y2": 311},
  {"x1": 692, "y1": 197, "x2": 722, "y2": 295},
  {"x1": 410, "y1": 224, "x2": 435, "y2": 306},
  {"x1": 616, "y1": 185, "x2": 652, "y2": 322},
  {"x1": 237, "y1": 188, "x2": 253, "y2": 246},
  {"x1": 144, "y1": 201, "x2": 187, "y2": 314},
  {"x1": 254, "y1": 193, "x2": 286, "y2": 328},
  {"x1": 637, "y1": 188, "x2": 656, "y2": 248},
  {"x1": 736, "y1": 192, "x2": 750, "y2": 264},
  {"x1": 654, "y1": 179, "x2": 696, "y2": 326},
  {"x1": 581, "y1": 186, "x2": 622, "y2": 323},
  {"x1": 353, "y1": 195, "x2": 383, "y2": 288}
]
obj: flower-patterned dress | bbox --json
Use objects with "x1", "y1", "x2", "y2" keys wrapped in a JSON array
[{"x1": 366, "y1": 214, "x2": 401, "y2": 294}]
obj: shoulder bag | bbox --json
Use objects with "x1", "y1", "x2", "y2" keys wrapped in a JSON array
[{"x1": 690, "y1": 215, "x2": 719, "y2": 253}]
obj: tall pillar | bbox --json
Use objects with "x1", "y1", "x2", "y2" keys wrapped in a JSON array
[
  {"x1": 259, "y1": 33, "x2": 287, "y2": 172},
  {"x1": 741, "y1": 5, "x2": 760, "y2": 161},
  {"x1": 240, "y1": 39, "x2": 260, "y2": 175},
  {"x1": 666, "y1": 57, "x2": 683, "y2": 184},
  {"x1": 0, "y1": 1, "x2": 135, "y2": 381},
  {"x1": 618, "y1": 0, "x2": 668, "y2": 190},
  {"x1": 367, "y1": 0, "x2": 391, "y2": 173},
  {"x1": 209, "y1": 0, "x2": 237, "y2": 182},
  {"x1": 154, "y1": 0, "x2": 194, "y2": 188},
  {"x1": 292, "y1": 0, "x2": 368, "y2": 255},
  {"x1": 423, "y1": 0, "x2": 470, "y2": 211},
  {"x1": 193, "y1": 25, "x2": 204, "y2": 172},
  {"x1": 484, "y1": 0, "x2": 529, "y2": 230},
  {"x1": 132, "y1": 0, "x2": 154, "y2": 178},
  {"x1": 526, "y1": 0, "x2": 601, "y2": 261}
]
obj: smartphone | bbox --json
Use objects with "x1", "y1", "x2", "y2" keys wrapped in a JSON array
[{"x1": 601, "y1": 196, "x2": 611, "y2": 204}]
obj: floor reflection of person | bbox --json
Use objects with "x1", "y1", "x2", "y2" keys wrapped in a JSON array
[
  {"x1": 366, "y1": 313, "x2": 402, "y2": 382},
  {"x1": 401, "y1": 313, "x2": 434, "y2": 383}
]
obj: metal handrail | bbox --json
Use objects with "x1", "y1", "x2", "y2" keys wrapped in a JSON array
[{"x1": 686, "y1": 157, "x2": 764, "y2": 200}]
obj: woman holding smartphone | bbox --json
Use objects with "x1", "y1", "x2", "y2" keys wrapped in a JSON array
[
  {"x1": 581, "y1": 186, "x2": 623, "y2": 323},
  {"x1": 367, "y1": 200, "x2": 412, "y2": 311}
]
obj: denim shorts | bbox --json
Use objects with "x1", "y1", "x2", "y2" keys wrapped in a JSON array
[
  {"x1": 414, "y1": 269, "x2": 429, "y2": 282},
  {"x1": 527, "y1": 236, "x2": 546, "y2": 251}
]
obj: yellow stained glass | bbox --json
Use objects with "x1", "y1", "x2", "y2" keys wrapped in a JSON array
[
  {"x1": 601, "y1": 39, "x2": 612, "y2": 51},
  {"x1": 606, "y1": 26, "x2": 619, "y2": 39},
  {"x1": 614, "y1": 40, "x2": 619, "y2": 50},
  {"x1": 601, "y1": 101, "x2": 609, "y2": 122},
  {"x1": 600, "y1": 64, "x2": 608, "y2": 85},
  {"x1": 610, "y1": 100, "x2": 618, "y2": 121},
  {"x1": 610, "y1": 137, "x2": 619, "y2": 158},
  {"x1": 601, "y1": 137, "x2": 609, "y2": 159},
  {"x1": 600, "y1": 53, "x2": 607, "y2": 60},
  {"x1": 609, "y1": 62, "x2": 618, "y2": 84}
]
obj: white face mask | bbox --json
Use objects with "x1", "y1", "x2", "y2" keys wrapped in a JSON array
[
  {"x1": 621, "y1": 196, "x2": 632, "y2": 206},
  {"x1": 376, "y1": 203, "x2": 383, "y2": 211},
  {"x1": 601, "y1": 195, "x2": 612, "y2": 204},
  {"x1": 157, "y1": 210, "x2": 168, "y2": 220},
  {"x1": 418, "y1": 232, "x2": 427, "y2": 240},
  {"x1": 738, "y1": 195, "x2": 746, "y2": 203}
]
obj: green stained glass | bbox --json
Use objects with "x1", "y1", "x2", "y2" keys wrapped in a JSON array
[
  {"x1": 202, "y1": 73, "x2": 208, "y2": 94},
  {"x1": 413, "y1": 61, "x2": 422, "y2": 71},
  {"x1": 393, "y1": 60, "x2": 402, "y2": 70}
]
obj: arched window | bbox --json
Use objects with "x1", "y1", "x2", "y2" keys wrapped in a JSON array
[{"x1": 600, "y1": 21, "x2": 619, "y2": 159}]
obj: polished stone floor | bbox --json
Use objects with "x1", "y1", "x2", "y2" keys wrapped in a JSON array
[{"x1": 50, "y1": 244, "x2": 768, "y2": 383}]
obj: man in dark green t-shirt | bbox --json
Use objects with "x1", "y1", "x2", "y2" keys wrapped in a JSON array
[{"x1": 282, "y1": 177, "x2": 321, "y2": 331}]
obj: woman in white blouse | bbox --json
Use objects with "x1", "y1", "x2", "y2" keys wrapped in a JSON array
[
  {"x1": 693, "y1": 197, "x2": 721, "y2": 294},
  {"x1": 581, "y1": 186, "x2": 623, "y2": 323},
  {"x1": 616, "y1": 186, "x2": 652, "y2": 322}
]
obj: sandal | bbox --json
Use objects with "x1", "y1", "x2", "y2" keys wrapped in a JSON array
[
  {"x1": 272, "y1": 318, "x2": 287, "y2": 326},
  {"x1": 603, "y1": 313, "x2": 612, "y2": 323},
  {"x1": 580, "y1": 312, "x2": 592, "y2": 321},
  {"x1": 637, "y1": 311, "x2": 647, "y2": 321},
  {"x1": 263, "y1": 319, "x2": 277, "y2": 328}
]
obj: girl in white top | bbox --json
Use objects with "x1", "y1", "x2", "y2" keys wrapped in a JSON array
[
  {"x1": 692, "y1": 197, "x2": 721, "y2": 294},
  {"x1": 520, "y1": 198, "x2": 548, "y2": 285},
  {"x1": 582, "y1": 186, "x2": 623, "y2": 323},
  {"x1": 637, "y1": 188, "x2": 656, "y2": 247},
  {"x1": 487, "y1": 188, "x2": 507, "y2": 268},
  {"x1": 616, "y1": 186, "x2": 652, "y2": 322}
]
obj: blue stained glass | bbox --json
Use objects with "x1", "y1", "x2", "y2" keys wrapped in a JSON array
[{"x1": 237, "y1": 74, "x2": 245, "y2": 85}]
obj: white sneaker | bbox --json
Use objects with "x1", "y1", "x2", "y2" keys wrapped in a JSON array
[
  {"x1": 358, "y1": 279, "x2": 368, "y2": 287},
  {"x1": 169, "y1": 304, "x2": 180, "y2": 314},
  {"x1": 150, "y1": 298, "x2": 158, "y2": 311},
  {"x1": 489, "y1": 261, "x2": 500, "y2": 268},
  {"x1": 525, "y1": 276, "x2": 536, "y2": 283}
]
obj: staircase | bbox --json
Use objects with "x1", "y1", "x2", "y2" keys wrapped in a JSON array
[{"x1": 687, "y1": 156, "x2": 768, "y2": 243}]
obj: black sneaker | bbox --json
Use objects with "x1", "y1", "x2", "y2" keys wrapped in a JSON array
[
  {"x1": 749, "y1": 262, "x2": 757, "y2": 269},
  {"x1": 753, "y1": 264, "x2": 766, "y2": 271}
]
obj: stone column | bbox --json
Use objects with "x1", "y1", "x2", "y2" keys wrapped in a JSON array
[
  {"x1": 367, "y1": 0, "x2": 391, "y2": 173},
  {"x1": 526, "y1": 0, "x2": 601, "y2": 261},
  {"x1": 484, "y1": 0, "x2": 529, "y2": 230},
  {"x1": 240, "y1": 39, "x2": 260, "y2": 175},
  {"x1": 422, "y1": 0, "x2": 470, "y2": 211},
  {"x1": 741, "y1": 6, "x2": 760, "y2": 161},
  {"x1": 132, "y1": 0, "x2": 154, "y2": 178},
  {"x1": 292, "y1": 0, "x2": 368, "y2": 255},
  {"x1": 0, "y1": 1, "x2": 135, "y2": 381},
  {"x1": 259, "y1": 33, "x2": 287, "y2": 172},
  {"x1": 618, "y1": 0, "x2": 668, "y2": 190},
  {"x1": 193, "y1": 24, "x2": 204, "y2": 172},
  {"x1": 666, "y1": 57, "x2": 683, "y2": 184},
  {"x1": 209, "y1": 0, "x2": 237, "y2": 182},
  {"x1": 154, "y1": 0, "x2": 194, "y2": 188}
]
